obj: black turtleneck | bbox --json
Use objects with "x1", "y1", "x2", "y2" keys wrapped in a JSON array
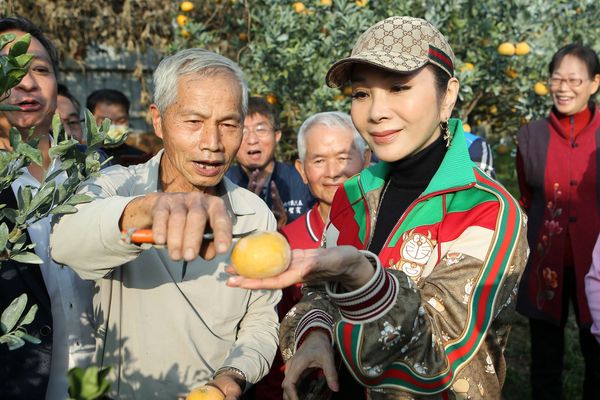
[{"x1": 368, "y1": 134, "x2": 447, "y2": 255}]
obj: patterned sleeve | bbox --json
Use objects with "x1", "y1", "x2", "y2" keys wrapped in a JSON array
[{"x1": 326, "y1": 193, "x2": 528, "y2": 396}]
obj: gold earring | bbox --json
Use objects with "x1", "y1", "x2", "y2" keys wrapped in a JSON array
[{"x1": 440, "y1": 120, "x2": 451, "y2": 148}]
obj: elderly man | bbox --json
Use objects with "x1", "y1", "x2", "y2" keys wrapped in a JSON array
[
  {"x1": 51, "y1": 49, "x2": 280, "y2": 399},
  {"x1": 253, "y1": 111, "x2": 370, "y2": 400},
  {"x1": 0, "y1": 17, "x2": 95, "y2": 400}
]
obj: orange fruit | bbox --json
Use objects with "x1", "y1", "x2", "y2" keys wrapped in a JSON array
[
  {"x1": 497, "y1": 42, "x2": 515, "y2": 56},
  {"x1": 515, "y1": 42, "x2": 530, "y2": 56},
  {"x1": 238, "y1": 32, "x2": 248, "y2": 42},
  {"x1": 180, "y1": 1, "x2": 194, "y2": 12},
  {"x1": 333, "y1": 94, "x2": 346, "y2": 101},
  {"x1": 231, "y1": 231, "x2": 291, "y2": 279},
  {"x1": 176, "y1": 14, "x2": 188, "y2": 27},
  {"x1": 534, "y1": 82, "x2": 549, "y2": 96},
  {"x1": 320, "y1": 0, "x2": 332, "y2": 5},
  {"x1": 265, "y1": 93, "x2": 278, "y2": 105},
  {"x1": 181, "y1": 29, "x2": 190, "y2": 39},
  {"x1": 460, "y1": 62, "x2": 474, "y2": 72},
  {"x1": 342, "y1": 86, "x2": 353, "y2": 96},
  {"x1": 462, "y1": 123, "x2": 471, "y2": 133},
  {"x1": 355, "y1": 0, "x2": 368, "y2": 6},
  {"x1": 504, "y1": 67, "x2": 518, "y2": 79},
  {"x1": 292, "y1": 2, "x2": 305, "y2": 12},
  {"x1": 187, "y1": 385, "x2": 225, "y2": 400},
  {"x1": 489, "y1": 105, "x2": 498, "y2": 115}
]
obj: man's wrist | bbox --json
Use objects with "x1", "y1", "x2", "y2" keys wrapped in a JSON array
[{"x1": 213, "y1": 366, "x2": 246, "y2": 391}]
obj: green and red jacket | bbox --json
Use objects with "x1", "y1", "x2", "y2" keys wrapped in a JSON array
[{"x1": 280, "y1": 119, "x2": 528, "y2": 399}]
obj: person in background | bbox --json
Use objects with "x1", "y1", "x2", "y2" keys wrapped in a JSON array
[
  {"x1": 586, "y1": 234, "x2": 600, "y2": 344},
  {"x1": 228, "y1": 16, "x2": 528, "y2": 400},
  {"x1": 226, "y1": 97, "x2": 315, "y2": 228},
  {"x1": 86, "y1": 88, "x2": 149, "y2": 166},
  {"x1": 253, "y1": 111, "x2": 370, "y2": 400},
  {"x1": 463, "y1": 127, "x2": 495, "y2": 178},
  {"x1": 56, "y1": 83, "x2": 84, "y2": 143},
  {"x1": 0, "y1": 16, "x2": 95, "y2": 400},
  {"x1": 51, "y1": 48, "x2": 280, "y2": 400},
  {"x1": 516, "y1": 43, "x2": 600, "y2": 400}
]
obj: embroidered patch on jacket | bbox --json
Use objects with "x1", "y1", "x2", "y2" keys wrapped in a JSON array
[
  {"x1": 378, "y1": 320, "x2": 403, "y2": 350},
  {"x1": 389, "y1": 229, "x2": 437, "y2": 283}
]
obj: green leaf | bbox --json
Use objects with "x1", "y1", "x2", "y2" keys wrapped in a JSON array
[
  {"x1": 15, "y1": 142, "x2": 43, "y2": 166},
  {"x1": 20, "y1": 332, "x2": 41, "y2": 344},
  {"x1": 0, "y1": 104, "x2": 22, "y2": 112},
  {"x1": 1, "y1": 293, "x2": 27, "y2": 333},
  {"x1": 8, "y1": 33, "x2": 31, "y2": 57},
  {"x1": 19, "y1": 304, "x2": 38, "y2": 326},
  {"x1": 67, "y1": 194, "x2": 93, "y2": 206},
  {"x1": 27, "y1": 180, "x2": 56, "y2": 215},
  {"x1": 0, "y1": 32, "x2": 16, "y2": 50},
  {"x1": 49, "y1": 204, "x2": 79, "y2": 215},
  {"x1": 9, "y1": 127, "x2": 22, "y2": 149},
  {"x1": 17, "y1": 185, "x2": 33, "y2": 210},
  {"x1": 13, "y1": 53, "x2": 33, "y2": 69},
  {"x1": 52, "y1": 112, "x2": 62, "y2": 143},
  {"x1": 0, "y1": 223, "x2": 9, "y2": 252},
  {"x1": 11, "y1": 251, "x2": 43, "y2": 264},
  {"x1": 0, "y1": 334, "x2": 25, "y2": 350},
  {"x1": 68, "y1": 367, "x2": 85, "y2": 398}
]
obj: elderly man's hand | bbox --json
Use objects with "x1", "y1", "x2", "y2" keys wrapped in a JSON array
[{"x1": 120, "y1": 192, "x2": 232, "y2": 261}]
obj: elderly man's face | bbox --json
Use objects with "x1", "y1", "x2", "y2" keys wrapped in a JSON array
[
  {"x1": 295, "y1": 124, "x2": 368, "y2": 207},
  {"x1": 0, "y1": 29, "x2": 57, "y2": 134},
  {"x1": 152, "y1": 71, "x2": 243, "y2": 193}
]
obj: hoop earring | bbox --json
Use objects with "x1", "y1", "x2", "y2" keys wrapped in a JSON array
[{"x1": 440, "y1": 120, "x2": 451, "y2": 148}]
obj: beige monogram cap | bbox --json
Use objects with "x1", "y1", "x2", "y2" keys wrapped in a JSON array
[{"x1": 326, "y1": 16, "x2": 455, "y2": 88}]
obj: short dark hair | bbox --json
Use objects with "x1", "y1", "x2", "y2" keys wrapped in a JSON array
[
  {"x1": 86, "y1": 89, "x2": 130, "y2": 114},
  {"x1": 0, "y1": 16, "x2": 60, "y2": 78},
  {"x1": 549, "y1": 43, "x2": 600, "y2": 79},
  {"x1": 57, "y1": 83, "x2": 81, "y2": 114},
  {"x1": 430, "y1": 64, "x2": 451, "y2": 103},
  {"x1": 247, "y1": 97, "x2": 279, "y2": 130}
]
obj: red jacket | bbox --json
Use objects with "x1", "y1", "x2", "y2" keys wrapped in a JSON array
[{"x1": 516, "y1": 104, "x2": 600, "y2": 325}]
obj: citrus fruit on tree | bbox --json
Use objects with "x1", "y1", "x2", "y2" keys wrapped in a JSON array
[
  {"x1": 292, "y1": 2, "x2": 305, "y2": 13},
  {"x1": 515, "y1": 42, "x2": 530, "y2": 56},
  {"x1": 497, "y1": 42, "x2": 515, "y2": 56},
  {"x1": 534, "y1": 82, "x2": 549, "y2": 96},
  {"x1": 186, "y1": 385, "x2": 224, "y2": 400},
  {"x1": 231, "y1": 231, "x2": 291, "y2": 279},
  {"x1": 180, "y1": 1, "x2": 194, "y2": 12},
  {"x1": 176, "y1": 14, "x2": 188, "y2": 27}
]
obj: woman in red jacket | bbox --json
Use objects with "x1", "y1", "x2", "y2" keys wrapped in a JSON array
[{"x1": 516, "y1": 43, "x2": 600, "y2": 399}]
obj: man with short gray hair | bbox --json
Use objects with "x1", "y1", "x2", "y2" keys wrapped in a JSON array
[{"x1": 50, "y1": 48, "x2": 280, "y2": 399}]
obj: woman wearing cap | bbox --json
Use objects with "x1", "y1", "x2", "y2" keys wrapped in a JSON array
[
  {"x1": 228, "y1": 16, "x2": 528, "y2": 399},
  {"x1": 516, "y1": 44, "x2": 600, "y2": 399}
]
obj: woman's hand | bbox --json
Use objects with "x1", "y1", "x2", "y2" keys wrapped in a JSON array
[
  {"x1": 226, "y1": 245, "x2": 374, "y2": 290},
  {"x1": 282, "y1": 330, "x2": 338, "y2": 400}
]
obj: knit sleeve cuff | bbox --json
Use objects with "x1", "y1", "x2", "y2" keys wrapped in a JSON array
[
  {"x1": 293, "y1": 309, "x2": 334, "y2": 352},
  {"x1": 325, "y1": 250, "x2": 398, "y2": 323}
]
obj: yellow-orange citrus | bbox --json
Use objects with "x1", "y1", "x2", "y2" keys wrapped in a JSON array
[
  {"x1": 231, "y1": 231, "x2": 291, "y2": 279},
  {"x1": 504, "y1": 67, "x2": 518, "y2": 79},
  {"x1": 355, "y1": 0, "x2": 368, "y2": 6},
  {"x1": 181, "y1": 29, "x2": 190, "y2": 39},
  {"x1": 462, "y1": 123, "x2": 472, "y2": 133},
  {"x1": 460, "y1": 62, "x2": 474, "y2": 72},
  {"x1": 320, "y1": 0, "x2": 332, "y2": 5},
  {"x1": 497, "y1": 42, "x2": 515, "y2": 56},
  {"x1": 333, "y1": 94, "x2": 346, "y2": 101},
  {"x1": 176, "y1": 14, "x2": 188, "y2": 27},
  {"x1": 515, "y1": 42, "x2": 530, "y2": 56},
  {"x1": 534, "y1": 82, "x2": 549, "y2": 96},
  {"x1": 238, "y1": 32, "x2": 248, "y2": 42},
  {"x1": 187, "y1": 385, "x2": 225, "y2": 400},
  {"x1": 292, "y1": 2, "x2": 305, "y2": 12},
  {"x1": 265, "y1": 93, "x2": 278, "y2": 105},
  {"x1": 180, "y1": 1, "x2": 194, "y2": 12},
  {"x1": 342, "y1": 86, "x2": 353, "y2": 96},
  {"x1": 489, "y1": 105, "x2": 498, "y2": 115}
]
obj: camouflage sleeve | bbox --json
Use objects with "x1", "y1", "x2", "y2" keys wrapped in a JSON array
[
  {"x1": 325, "y1": 215, "x2": 528, "y2": 396},
  {"x1": 279, "y1": 282, "x2": 341, "y2": 362}
]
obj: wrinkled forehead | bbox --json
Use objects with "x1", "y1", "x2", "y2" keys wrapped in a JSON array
[{"x1": 0, "y1": 29, "x2": 51, "y2": 61}]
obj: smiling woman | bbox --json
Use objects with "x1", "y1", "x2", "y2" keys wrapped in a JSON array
[{"x1": 516, "y1": 43, "x2": 600, "y2": 398}]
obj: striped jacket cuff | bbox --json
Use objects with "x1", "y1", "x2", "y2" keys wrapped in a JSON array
[
  {"x1": 326, "y1": 250, "x2": 398, "y2": 323},
  {"x1": 293, "y1": 309, "x2": 334, "y2": 352}
]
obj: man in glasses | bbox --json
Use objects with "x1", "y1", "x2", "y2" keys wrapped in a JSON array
[
  {"x1": 226, "y1": 97, "x2": 315, "y2": 228},
  {"x1": 57, "y1": 83, "x2": 84, "y2": 143}
]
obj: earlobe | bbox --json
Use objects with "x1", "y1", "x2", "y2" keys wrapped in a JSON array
[
  {"x1": 441, "y1": 78, "x2": 460, "y2": 121},
  {"x1": 294, "y1": 159, "x2": 309, "y2": 184},
  {"x1": 150, "y1": 105, "x2": 163, "y2": 139},
  {"x1": 275, "y1": 130, "x2": 282, "y2": 143}
]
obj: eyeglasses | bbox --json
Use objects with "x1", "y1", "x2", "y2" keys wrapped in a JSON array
[
  {"x1": 242, "y1": 123, "x2": 274, "y2": 137},
  {"x1": 548, "y1": 77, "x2": 587, "y2": 89}
]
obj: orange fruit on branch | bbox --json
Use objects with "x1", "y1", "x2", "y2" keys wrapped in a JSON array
[
  {"x1": 180, "y1": 1, "x2": 194, "y2": 12},
  {"x1": 497, "y1": 42, "x2": 515, "y2": 56},
  {"x1": 231, "y1": 231, "x2": 291, "y2": 279}
]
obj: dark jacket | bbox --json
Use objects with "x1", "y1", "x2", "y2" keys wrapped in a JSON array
[
  {"x1": 226, "y1": 161, "x2": 315, "y2": 222},
  {"x1": 0, "y1": 187, "x2": 53, "y2": 399}
]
